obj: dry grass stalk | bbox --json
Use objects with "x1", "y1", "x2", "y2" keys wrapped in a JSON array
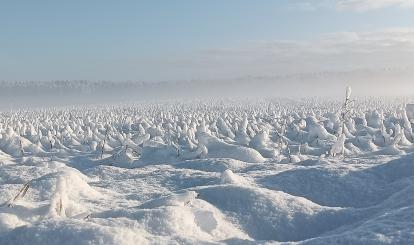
[{"x1": 7, "y1": 181, "x2": 30, "y2": 207}]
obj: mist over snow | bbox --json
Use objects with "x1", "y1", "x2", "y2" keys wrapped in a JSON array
[{"x1": 1, "y1": 66, "x2": 414, "y2": 110}]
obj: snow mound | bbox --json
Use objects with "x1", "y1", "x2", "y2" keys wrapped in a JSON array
[
  {"x1": 1, "y1": 219, "x2": 150, "y2": 245},
  {"x1": 174, "y1": 158, "x2": 247, "y2": 172},
  {"x1": 31, "y1": 168, "x2": 102, "y2": 202},
  {"x1": 197, "y1": 131, "x2": 265, "y2": 163},
  {"x1": 220, "y1": 169, "x2": 249, "y2": 185},
  {"x1": 100, "y1": 147, "x2": 137, "y2": 168},
  {"x1": 196, "y1": 185, "x2": 356, "y2": 241},
  {"x1": 0, "y1": 165, "x2": 104, "y2": 236},
  {"x1": 303, "y1": 205, "x2": 414, "y2": 245},
  {"x1": 138, "y1": 144, "x2": 179, "y2": 165},
  {"x1": 47, "y1": 169, "x2": 102, "y2": 218},
  {"x1": 94, "y1": 192, "x2": 250, "y2": 242},
  {"x1": 0, "y1": 213, "x2": 28, "y2": 232},
  {"x1": 138, "y1": 191, "x2": 199, "y2": 209},
  {"x1": 374, "y1": 145, "x2": 405, "y2": 155},
  {"x1": 260, "y1": 154, "x2": 414, "y2": 208}
]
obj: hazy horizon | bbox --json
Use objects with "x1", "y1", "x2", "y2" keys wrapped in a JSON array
[{"x1": 1, "y1": 0, "x2": 414, "y2": 90}]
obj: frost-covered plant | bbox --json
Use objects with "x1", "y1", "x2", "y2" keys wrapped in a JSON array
[
  {"x1": 6, "y1": 181, "x2": 30, "y2": 207},
  {"x1": 339, "y1": 86, "x2": 354, "y2": 135},
  {"x1": 329, "y1": 86, "x2": 355, "y2": 157},
  {"x1": 0, "y1": 97, "x2": 411, "y2": 164}
]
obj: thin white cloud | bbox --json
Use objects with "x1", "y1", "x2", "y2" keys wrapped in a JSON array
[
  {"x1": 287, "y1": 0, "x2": 332, "y2": 11},
  {"x1": 290, "y1": 0, "x2": 414, "y2": 11},
  {"x1": 192, "y1": 28, "x2": 414, "y2": 78},
  {"x1": 86, "y1": 29, "x2": 414, "y2": 82},
  {"x1": 287, "y1": 1, "x2": 329, "y2": 11},
  {"x1": 337, "y1": 0, "x2": 414, "y2": 11}
]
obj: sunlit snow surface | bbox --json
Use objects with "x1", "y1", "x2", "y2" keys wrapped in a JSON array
[{"x1": 0, "y1": 99, "x2": 414, "y2": 244}]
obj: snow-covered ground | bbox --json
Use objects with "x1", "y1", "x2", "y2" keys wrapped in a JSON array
[{"x1": 1, "y1": 98, "x2": 414, "y2": 244}]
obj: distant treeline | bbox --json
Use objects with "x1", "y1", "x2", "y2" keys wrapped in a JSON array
[{"x1": 0, "y1": 80, "x2": 175, "y2": 95}]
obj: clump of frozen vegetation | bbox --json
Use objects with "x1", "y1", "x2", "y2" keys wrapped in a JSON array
[
  {"x1": 1, "y1": 95, "x2": 414, "y2": 244},
  {"x1": 1, "y1": 95, "x2": 413, "y2": 163}
]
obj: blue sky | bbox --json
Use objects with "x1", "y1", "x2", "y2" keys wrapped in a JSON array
[{"x1": 1, "y1": 0, "x2": 414, "y2": 81}]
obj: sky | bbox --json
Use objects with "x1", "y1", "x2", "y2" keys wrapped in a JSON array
[{"x1": 1, "y1": 0, "x2": 414, "y2": 81}]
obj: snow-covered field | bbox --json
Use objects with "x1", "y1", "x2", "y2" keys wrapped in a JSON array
[{"x1": 1, "y1": 96, "x2": 414, "y2": 244}]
